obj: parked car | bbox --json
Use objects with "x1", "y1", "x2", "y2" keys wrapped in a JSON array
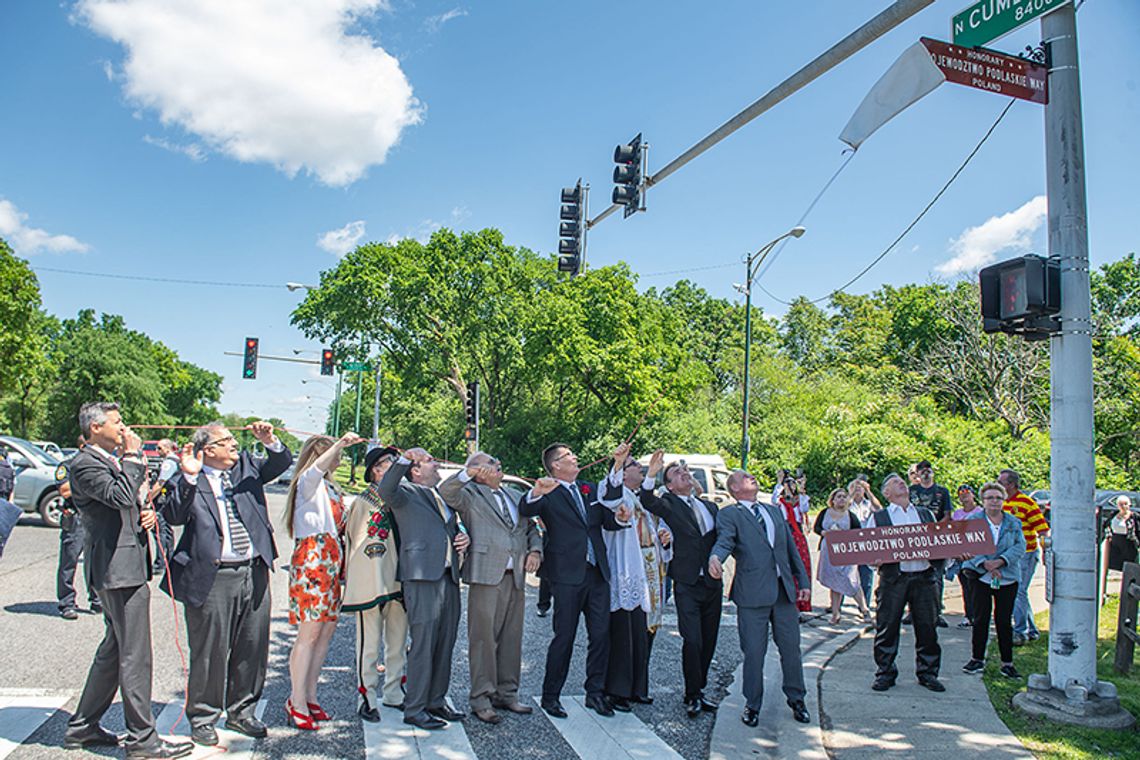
[
  {"x1": 33, "y1": 441, "x2": 64, "y2": 458},
  {"x1": 636, "y1": 453, "x2": 734, "y2": 507},
  {"x1": 0, "y1": 435, "x2": 65, "y2": 528}
]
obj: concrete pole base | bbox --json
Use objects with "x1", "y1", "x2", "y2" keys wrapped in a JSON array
[{"x1": 1012, "y1": 673, "x2": 1136, "y2": 730}]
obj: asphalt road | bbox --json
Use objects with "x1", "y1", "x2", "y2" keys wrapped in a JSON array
[{"x1": 0, "y1": 490, "x2": 848, "y2": 759}]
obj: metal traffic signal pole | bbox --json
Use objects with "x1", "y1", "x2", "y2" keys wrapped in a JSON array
[{"x1": 1013, "y1": 3, "x2": 1134, "y2": 729}]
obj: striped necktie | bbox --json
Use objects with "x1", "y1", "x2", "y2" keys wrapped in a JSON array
[{"x1": 220, "y1": 471, "x2": 251, "y2": 556}]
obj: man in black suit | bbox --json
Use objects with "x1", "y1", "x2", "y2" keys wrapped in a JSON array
[
  {"x1": 63, "y1": 402, "x2": 192, "y2": 760},
  {"x1": 637, "y1": 449, "x2": 722, "y2": 717},
  {"x1": 160, "y1": 421, "x2": 292, "y2": 746},
  {"x1": 519, "y1": 443, "x2": 631, "y2": 719}
]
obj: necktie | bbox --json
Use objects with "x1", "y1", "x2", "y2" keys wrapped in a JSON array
[
  {"x1": 569, "y1": 484, "x2": 596, "y2": 565},
  {"x1": 688, "y1": 496, "x2": 707, "y2": 534},
  {"x1": 493, "y1": 490, "x2": 515, "y2": 528},
  {"x1": 220, "y1": 471, "x2": 251, "y2": 556},
  {"x1": 750, "y1": 503, "x2": 771, "y2": 546},
  {"x1": 431, "y1": 489, "x2": 455, "y2": 567}
]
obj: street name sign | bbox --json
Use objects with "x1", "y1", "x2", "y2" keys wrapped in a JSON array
[
  {"x1": 341, "y1": 361, "x2": 372, "y2": 372},
  {"x1": 952, "y1": 0, "x2": 1071, "y2": 49},
  {"x1": 921, "y1": 37, "x2": 1047, "y2": 104},
  {"x1": 825, "y1": 519, "x2": 996, "y2": 566}
]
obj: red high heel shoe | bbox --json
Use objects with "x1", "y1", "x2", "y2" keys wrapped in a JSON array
[
  {"x1": 307, "y1": 703, "x2": 331, "y2": 721},
  {"x1": 286, "y1": 699, "x2": 319, "y2": 730}
]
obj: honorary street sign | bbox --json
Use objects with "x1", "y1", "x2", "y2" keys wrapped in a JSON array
[
  {"x1": 920, "y1": 37, "x2": 1047, "y2": 104},
  {"x1": 952, "y1": 0, "x2": 1071, "y2": 49},
  {"x1": 825, "y1": 519, "x2": 997, "y2": 566}
]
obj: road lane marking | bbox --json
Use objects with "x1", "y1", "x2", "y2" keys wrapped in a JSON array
[
  {"x1": 0, "y1": 689, "x2": 71, "y2": 760},
  {"x1": 362, "y1": 712, "x2": 476, "y2": 759},
  {"x1": 542, "y1": 695, "x2": 684, "y2": 760},
  {"x1": 155, "y1": 696, "x2": 268, "y2": 759}
]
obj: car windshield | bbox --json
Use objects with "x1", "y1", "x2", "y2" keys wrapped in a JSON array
[{"x1": 6, "y1": 438, "x2": 60, "y2": 466}]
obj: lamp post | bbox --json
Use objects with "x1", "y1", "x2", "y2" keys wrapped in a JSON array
[{"x1": 735, "y1": 226, "x2": 805, "y2": 471}]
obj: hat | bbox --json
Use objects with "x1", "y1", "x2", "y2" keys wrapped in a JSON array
[
  {"x1": 916, "y1": 460, "x2": 933, "y2": 471},
  {"x1": 957, "y1": 483, "x2": 975, "y2": 494},
  {"x1": 363, "y1": 446, "x2": 399, "y2": 483}
]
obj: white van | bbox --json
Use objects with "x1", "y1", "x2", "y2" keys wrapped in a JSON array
[{"x1": 635, "y1": 453, "x2": 734, "y2": 507}]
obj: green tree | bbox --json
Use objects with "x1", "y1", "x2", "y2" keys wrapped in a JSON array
[{"x1": 0, "y1": 240, "x2": 58, "y2": 436}]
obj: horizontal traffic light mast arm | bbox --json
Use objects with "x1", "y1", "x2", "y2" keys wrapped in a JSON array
[
  {"x1": 585, "y1": 0, "x2": 934, "y2": 230},
  {"x1": 223, "y1": 351, "x2": 321, "y2": 366}
]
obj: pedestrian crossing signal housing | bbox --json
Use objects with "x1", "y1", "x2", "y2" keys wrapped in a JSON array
[
  {"x1": 979, "y1": 254, "x2": 1060, "y2": 340},
  {"x1": 320, "y1": 348, "x2": 335, "y2": 376},
  {"x1": 242, "y1": 337, "x2": 259, "y2": 379}
]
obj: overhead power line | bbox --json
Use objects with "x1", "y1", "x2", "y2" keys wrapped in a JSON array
[{"x1": 32, "y1": 266, "x2": 285, "y2": 290}]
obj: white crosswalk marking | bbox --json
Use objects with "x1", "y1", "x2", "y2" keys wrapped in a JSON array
[
  {"x1": 542, "y1": 696, "x2": 684, "y2": 760},
  {"x1": 362, "y1": 714, "x2": 477, "y2": 759},
  {"x1": 0, "y1": 688, "x2": 71, "y2": 760},
  {"x1": 154, "y1": 696, "x2": 268, "y2": 759}
]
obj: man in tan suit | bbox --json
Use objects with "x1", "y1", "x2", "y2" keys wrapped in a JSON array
[{"x1": 439, "y1": 452, "x2": 542, "y2": 724}]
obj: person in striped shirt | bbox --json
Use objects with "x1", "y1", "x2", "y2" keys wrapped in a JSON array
[{"x1": 998, "y1": 469, "x2": 1049, "y2": 645}]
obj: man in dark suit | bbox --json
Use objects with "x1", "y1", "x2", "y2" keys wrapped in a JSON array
[
  {"x1": 870, "y1": 473, "x2": 944, "y2": 693},
  {"x1": 160, "y1": 421, "x2": 292, "y2": 746},
  {"x1": 638, "y1": 449, "x2": 722, "y2": 717},
  {"x1": 438, "y1": 452, "x2": 543, "y2": 724},
  {"x1": 378, "y1": 447, "x2": 470, "y2": 731},
  {"x1": 64, "y1": 402, "x2": 192, "y2": 760},
  {"x1": 709, "y1": 469, "x2": 811, "y2": 728},
  {"x1": 519, "y1": 443, "x2": 631, "y2": 719}
]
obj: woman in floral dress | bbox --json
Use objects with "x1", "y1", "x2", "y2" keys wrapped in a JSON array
[{"x1": 284, "y1": 431, "x2": 363, "y2": 730}]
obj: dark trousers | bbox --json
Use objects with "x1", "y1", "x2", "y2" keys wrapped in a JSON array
[
  {"x1": 184, "y1": 563, "x2": 271, "y2": 727},
  {"x1": 958, "y1": 571, "x2": 976, "y2": 621},
  {"x1": 969, "y1": 579, "x2": 1018, "y2": 663},
  {"x1": 403, "y1": 576, "x2": 460, "y2": 720},
  {"x1": 873, "y1": 568, "x2": 941, "y2": 681},
  {"x1": 858, "y1": 565, "x2": 875, "y2": 606},
  {"x1": 605, "y1": 607, "x2": 650, "y2": 700},
  {"x1": 673, "y1": 579, "x2": 722, "y2": 699},
  {"x1": 152, "y1": 513, "x2": 175, "y2": 573},
  {"x1": 538, "y1": 577, "x2": 552, "y2": 611},
  {"x1": 57, "y1": 513, "x2": 97, "y2": 611},
  {"x1": 544, "y1": 564, "x2": 610, "y2": 701},
  {"x1": 67, "y1": 583, "x2": 157, "y2": 750}
]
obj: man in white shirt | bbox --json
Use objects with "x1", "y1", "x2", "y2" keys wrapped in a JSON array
[{"x1": 869, "y1": 474, "x2": 944, "y2": 693}]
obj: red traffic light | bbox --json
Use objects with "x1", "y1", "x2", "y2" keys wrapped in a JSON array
[{"x1": 320, "y1": 347, "x2": 335, "y2": 376}]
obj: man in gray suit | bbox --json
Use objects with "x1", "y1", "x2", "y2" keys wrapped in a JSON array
[
  {"x1": 64, "y1": 402, "x2": 192, "y2": 759},
  {"x1": 439, "y1": 452, "x2": 543, "y2": 724},
  {"x1": 379, "y1": 447, "x2": 470, "y2": 730},
  {"x1": 709, "y1": 469, "x2": 812, "y2": 728}
]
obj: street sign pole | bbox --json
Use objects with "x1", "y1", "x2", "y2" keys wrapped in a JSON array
[
  {"x1": 333, "y1": 372, "x2": 343, "y2": 437},
  {"x1": 1012, "y1": 2, "x2": 1134, "y2": 728},
  {"x1": 372, "y1": 357, "x2": 382, "y2": 442}
]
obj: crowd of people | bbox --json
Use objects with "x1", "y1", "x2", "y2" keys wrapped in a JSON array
[{"x1": 49, "y1": 398, "x2": 1079, "y2": 759}]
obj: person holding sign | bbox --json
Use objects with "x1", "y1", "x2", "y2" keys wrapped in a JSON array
[{"x1": 959, "y1": 482, "x2": 1025, "y2": 679}]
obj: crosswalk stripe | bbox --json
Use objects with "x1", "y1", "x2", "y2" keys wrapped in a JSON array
[
  {"x1": 0, "y1": 688, "x2": 72, "y2": 760},
  {"x1": 543, "y1": 695, "x2": 684, "y2": 760},
  {"x1": 362, "y1": 713, "x2": 477, "y2": 759},
  {"x1": 154, "y1": 696, "x2": 268, "y2": 759}
]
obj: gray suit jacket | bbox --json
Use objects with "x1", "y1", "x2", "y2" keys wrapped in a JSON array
[
  {"x1": 438, "y1": 473, "x2": 541, "y2": 590},
  {"x1": 378, "y1": 460, "x2": 462, "y2": 584},
  {"x1": 712, "y1": 502, "x2": 809, "y2": 609}
]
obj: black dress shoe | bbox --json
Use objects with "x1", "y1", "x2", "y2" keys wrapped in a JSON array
[
  {"x1": 584, "y1": 694, "x2": 614, "y2": 717},
  {"x1": 125, "y1": 739, "x2": 194, "y2": 759},
  {"x1": 741, "y1": 707, "x2": 760, "y2": 727},
  {"x1": 699, "y1": 698, "x2": 719, "y2": 712},
  {"x1": 60, "y1": 607, "x2": 79, "y2": 620},
  {"x1": 918, "y1": 676, "x2": 946, "y2": 692},
  {"x1": 427, "y1": 705, "x2": 466, "y2": 721},
  {"x1": 871, "y1": 677, "x2": 895, "y2": 691},
  {"x1": 541, "y1": 700, "x2": 567, "y2": 719},
  {"x1": 383, "y1": 701, "x2": 405, "y2": 711},
  {"x1": 224, "y1": 716, "x2": 267, "y2": 738},
  {"x1": 788, "y1": 699, "x2": 810, "y2": 724},
  {"x1": 190, "y1": 724, "x2": 218, "y2": 746},
  {"x1": 608, "y1": 697, "x2": 632, "y2": 712},
  {"x1": 536, "y1": 606, "x2": 550, "y2": 617},
  {"x1": 63, "y1": 726, "x2": 123, "y2": 749},
  {"x1": 403, "y1": 714, "x2": 447, "y2": 730},
  {"x1": 684, "y1": 697, "x2": 701, "y2": 717},
  {"x1": 630, "y1": 695, "x2": 653, "y2": 705},
  {"x1": 936, "y1": 615, "x2": 949, "y2": 628},
  {"x1": 358, "y1": 704, "x2": 381, "y2": 723},
  {"x1": 492, "y1": 700, "x2": 533, "y2": 714}
]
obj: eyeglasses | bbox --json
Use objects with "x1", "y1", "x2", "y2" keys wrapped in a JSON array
[
  {"x1": 551, "y1": 450, "x2": 575, "y2": 463},
  {"x1": 205, "y1": 436, "x2": 238, "y2": 448}
]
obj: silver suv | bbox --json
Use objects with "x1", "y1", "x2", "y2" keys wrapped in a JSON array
[{"x1": 0, "y1": 435, "x2": 66, "y2": 528}]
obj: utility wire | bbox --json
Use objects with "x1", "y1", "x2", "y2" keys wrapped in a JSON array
[
  {"x1": 757, "y1": 97, "x2": 1018, "y2": 306},
  {"x1": 31, "y1": 266, "x2": 285, "y2": 290}
]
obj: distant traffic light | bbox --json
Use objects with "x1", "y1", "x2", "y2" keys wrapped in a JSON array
[
  {"x1": 320, "y1": 348, "x2": 335, "y2": 376},
  {"x1": 558, "y1": 183, "x2": 584, "y2": 276},
  {"x1": 979, "y1": 254, "x2": 1061, "y2": 340},
  {"x1": 464, "y1": 381, "x2": 479, "y2": 427},
  {"x1": 613, "y1": 133, "x2": 643, "y2": 217},
  {"x1": 242, "y1": 337, "x2": 259, "y2": 379}
]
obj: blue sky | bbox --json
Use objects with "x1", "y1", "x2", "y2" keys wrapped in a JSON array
[{"x1": 1, "y1": 0, "x2": 1137, "y2": 436}]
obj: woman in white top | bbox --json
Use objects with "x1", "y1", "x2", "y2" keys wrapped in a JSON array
[{"x1": 283, "y1": 432, "x2": 363, "y2": 731}]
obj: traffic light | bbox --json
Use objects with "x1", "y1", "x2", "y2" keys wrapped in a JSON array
[
  {"x1": 320, "y1": 348, "x2": 335, "y2": 376},
  {"x1": 613, "y1": 133, "x2": 643, "y2": 217},
  {"x1": 242, "y1": 337, "x2": 259, "y2": 379},
  {"x1": 979, "y1": 254, "x2": 1061, "y2": 340},
  {"x1": 464, "y1": 381, "x2": 479, "y2": 427},
  {"x1": 558, "y1": 183, "x2": 583, "y2": 275}
]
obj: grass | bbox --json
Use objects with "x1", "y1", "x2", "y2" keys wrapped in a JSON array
[{"x1": 983, "y1": 593, "x2": 1140, "y2": 759}]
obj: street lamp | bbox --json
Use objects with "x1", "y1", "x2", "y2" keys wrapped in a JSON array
[
  {"x1": 738, "y1": 226, "x2": 806, "y2": 471},
  {"x1": 285, "y1": 282, "x2": 316, "y2": 292}
]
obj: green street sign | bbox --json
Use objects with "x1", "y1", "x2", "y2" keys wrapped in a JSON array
[
  {"x1": 952, "y1": 0, "x2": 1070, "y2": 49},
  {"x1": 341, "y1": 361, "x2": 372, "y2": 372}
]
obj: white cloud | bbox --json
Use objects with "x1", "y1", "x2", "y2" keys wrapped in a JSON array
[
  {"x1": 936, "y1": 195, "x2": 1047, "y2": 275},
  {"x1": 77, "y1": 0, "x2": 424, "y2": 187},
  {"x1": 143, "y1": 134, "x2": 206, "y2": 162},
  {"x1": 425, "y1": 7, "x2": 467, "y2": 32},
  {"x1": 317, "y1": 220, "x2": 367, "y2": 256},
  {"x1": 0, "y1": 199, "x2": 91, "y2": 255}
]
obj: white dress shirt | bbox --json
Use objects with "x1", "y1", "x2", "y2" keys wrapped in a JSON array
[{"x1": 886, "y1": 502, "x2": 930, "y2": 572}]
